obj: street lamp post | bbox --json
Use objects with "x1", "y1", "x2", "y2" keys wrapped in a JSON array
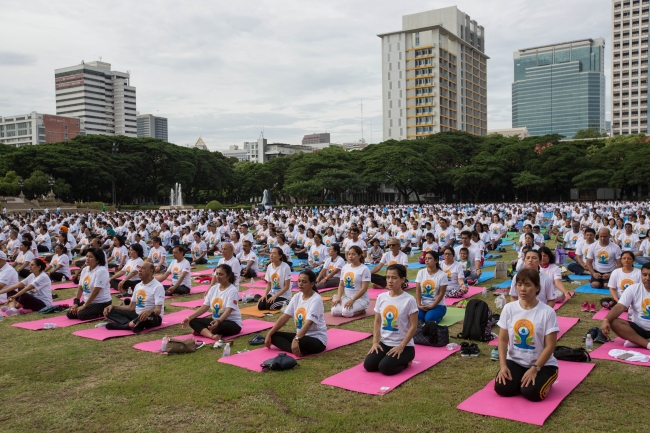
[
  {"x1": 48, "y1": 174, "x2": 56, "y2": 201},
  {"x1": 18, "y1": 177, "x2": 24, "y2": 199}
]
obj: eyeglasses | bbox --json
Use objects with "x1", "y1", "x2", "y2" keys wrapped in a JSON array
[{"x1": 389, "y1": 243, "x2": 400, "y2": 246}]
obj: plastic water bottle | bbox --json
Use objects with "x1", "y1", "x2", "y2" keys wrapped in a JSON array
[
  {"x1": 482, "y1": 287, "x2": 487, "y2": 298},
  {"x1": 95, "y1": 323, "x2": 108, "y2": 328},
  {"x1": 161, "y1": 335, "x2": 169, "y2": 352},
  {"x1": 446, "y1": 343, "x2": 459, "y2": 350},
  {"x1": 127, "y1": 287, "x2": 133, "y2": 295},
  {"x1": 62, "y1": 277, "x2": 66, "y2": 283},
  {"x1": 43, "y1": 323, "x2": 57, "y2": 330},
  {"x1": 585, "y1": 334, "x2": 594, "y2": 352},
  {"x1": 250, "y1": 278, "x2": 255, "y2": 286},
  {"x1": 223, "y1": 343, "x2": 231, "y2": 356}
]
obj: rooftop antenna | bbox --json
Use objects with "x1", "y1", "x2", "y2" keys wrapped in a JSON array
[
  {"x1": 369, "y1": 119, "x2": 373, "y2": 144},
  {"x1": 99, "y1": 56, "x2": 102, "y2": 62},
  {"x1": 360, "y1": 100, "x2": 364, "y2": 143}
]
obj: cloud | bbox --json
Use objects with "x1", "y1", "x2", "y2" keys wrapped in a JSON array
[{"x1": 0, "y1": 0, "x2": 612, "y2": 146}]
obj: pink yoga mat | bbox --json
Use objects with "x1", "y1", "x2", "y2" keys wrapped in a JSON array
[
  {"x1": 367, "y1": 283, "x2": 415, "y2": 300},
  {"x1": 163, "y1": 285, "x2": 210, "y2": 299},
  {"x1": 590, "y1": 337, "x2": 650, "y2": 366},
  {"x1": 218, "y1": 328, "x2": 371, "y2": 372},
  {"x1": 489, "y1": 316, "x2": 579, "y2": 346},
  {"x1": 444, "y1": 286, "x2": 483, "y2": 306},
  {"x1": 191, "y1": 269, "x2": 213, "y2": 276},
  {"x1": 324, "y1": 300, "x2": 376, "y2": 326},
  {"x1": 132, "y1": 319, "x2": 274, "y2": 353},
  {"x1": 240, "y1": 279, "x2": 267, "y2": 288},
  {"x1": 1, "y1": 297, "x2": 75, "y2": 316},
  {"x1": 12, "y1": 314, "x2": 100, "y2": 330},
  {"x1": 457, "y1": 360, "x2": 595, "y2": 426},
  {"x1": 69, "y1": 266, "x2": 80, "y2": 272},
  {"x1": 592, "y1": 308, "x2": 627, "y2": 321},
  {"x1": 321, "y1": 345, "x2": 460, "y2": 395},
  {"x1": 71, "y1": 310, "x2": 192, "y2": 340},
  {"x1": 51, "y1": 282, "x2": 79, "y2": 290}
]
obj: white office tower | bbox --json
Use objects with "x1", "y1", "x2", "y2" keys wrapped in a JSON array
[
  {"x1": 55, "y1": 61, "x2": 137, "y2": 137},
  {"x1": 378, "y1": 6, "x2": 488, "y2": 140}
]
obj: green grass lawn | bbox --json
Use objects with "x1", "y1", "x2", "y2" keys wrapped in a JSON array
[{"x1": 1, "y1": 239, "x2": 649, "y2": 433}]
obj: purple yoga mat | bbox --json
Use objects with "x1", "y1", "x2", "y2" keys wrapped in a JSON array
[
  {"x1": 12, "y1": 314, "x2": 101, "y2": 330},
  {"x1": 489, "y1": 316, "x2": 579, "y2": 346},
  {"x1": 457, "y1": 360, "x2": 595, "y2": 426},
  {"x1": 591, "y1": 308, "x2": 627, "y2": 321},
  {"x1": 218, "y1": 328, "x2": 371, "y2": 372},
  {"x1": 444, "y1": 286, "x2": 484, "y2": 306},
  {"x1": 132, "y1": 319, "x2": 274, "y2": 353},
  {"x1": 324, "y1": 300, "x2": 376, "y2": 326},
  {"x1": 71, "y1": 310, "x2": 192, "y2": 340},
  {"x1": 321, "y1": 345, "x2": 460, "y2": 395},
  {"x1": 51, "y1": 282, "x2": 79, "y2": 290},
  {"x1": 163, "y1": 285, "x2": 210, "y2": 299},
  {"x1": 590, "y1": 337, "x2": 650, "y2": 366}
]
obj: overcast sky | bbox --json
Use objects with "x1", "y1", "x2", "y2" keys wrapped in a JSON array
[{"x1": 0, "y1": 0, "x2": 611, "y2": 150}]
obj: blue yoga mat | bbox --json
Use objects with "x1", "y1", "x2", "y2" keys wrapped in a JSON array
[
  {"x1": 634, "y1": 263, "x2": 642, "y2": 268},
  {"x1": 575, "y1": 284, "x2": 610, "y2": 295},
  {"x1": 501, "y1": 241, "x2": 514, "y2": 247},
  {"x1": 485, "y1": 254, "x2": 501, "y2": 259},
  {"x1": 569, "y1": 274, "x2": 591, "y2": 280},
  {"x1": 492, "y1": 280, "x2": 512, "y2": 289},
  {"x1": 477, "y1": 271, "x2": 494, "y2": 284},
  {"x1": 482, "y1": 261, "x2": 496, "y2": 268},
  {"x1": 408, "y1": 262, "x2": 426, "y2": 269}
]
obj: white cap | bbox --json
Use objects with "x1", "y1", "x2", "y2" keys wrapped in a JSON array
[{"x1": 0, "y1": 251, "x2": 7, "y2": 260}]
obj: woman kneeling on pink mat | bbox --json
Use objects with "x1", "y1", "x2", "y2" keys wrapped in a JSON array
[{"x1": 495, "y1": 268, "x2": 559, "y2": 402}]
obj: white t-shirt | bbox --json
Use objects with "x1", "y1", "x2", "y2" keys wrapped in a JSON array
[
  {"x1": 563, "y1": 230, "x2": 583, "y2": 250},
  {"x1": 374, "y1": 291, "x2": 418, "y2": 347},
  {"x1": 191, "y1": 241, "x2": 207, "y2": 260},
  {"x1": 344, "y1": 238, "x2": 367, "y2": 252},
  {"x1": 168, "y1": 259, "x2": 192, "y2": 288},
  {"x1": 203, "y1": 283, "x2": 242, "y2": 327},
  {"x1": 308, "y1": 244, "x2": 327, "y2": 265},
  {"x1": 111, "y1": 246, "x2": 128, "y2": 265},
  {"x1": 340, "y1": 263, "x2": 371, "y2": 302},
  {"x1": 440, "y1": 261, "x2": 464, "y2": 291},
  {"x1": 618, "y1": 282, "x2": 650, "y2": 331},
  {"x1": 16, "y1": 250, "x2": 34, "y2": 265},
  {"x1": 489, "y1": 223, "x2": 504, "y2": 240},
  {"x1": 574, "y1": 239, "x2": 593, "y2": 261},
  {"x1": 284, "y1": 291, "x2": 328, "y2": 346},
  {"x1": 435, "y1": 227, "x2": 454, "y2": 248},
  {"x1": 539, "y1": 264, "x2": 562, "y2": 282},
  {"x1": 608, "y1": 268, "x2": 642, "y2": 298},
  {"x1": 217, "y1": 256, "x2": 242, "y2": 287},
  {"x1": 0, "y1": 263, "x2": 19, "y2": 303},
  {"x1": 123, "y1": 258, "x2": 144, "y2": 282},
  {"x1": 50, "y1": 253, "x2": 71, "y2": 278},
  {"x1": 22, "y1": 272, "x2": 53, "y2": 307},
  {"x1": 131, "y1": 278, "x2": 165, "y2": 316},
  {"x1": 639, "y1": 239, "x2": 650, "y2": 258},
  {"x1": 509, "y1": 272, "x2": 557, "y2": 304},
  {"x1": 237, "y1": 250, "x2": 259, "y2": 273},
  {"x1": 379, "y1": 251, "x2": 409, "y2": 267},
  {"x1": 454, "y1": 244, "x2": 480, "y2": 271},
  {"x1": 586, "y1": 242, "x2": 622, "y2": 273},
  {"x1": 618, "y1": 232, "x2": 640, "y2": 252},
  {"x1": 322, "y1": 256, "x2": 345, "y2": 277},
  {"x1": 265, "y1": 261, "x2": 292, "y2": 297},
  {"x1": 147, "y1": 246, "x2": 167, "y2": 268},
  {"x1": 415, "y1": 268, "x2": 448, "y2": 306},
  {"x1": 422, "y1": 241, "x2": 439, "y2": 252},
  {"x1": 79, "y1": 266, "x2": 111, "y2": 304},
  {"x1": 497, "y1": 300, "x2": 559, "y2": 368}
]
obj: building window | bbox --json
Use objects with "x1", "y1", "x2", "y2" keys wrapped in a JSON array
[{"x1": 415, "y1": 32, "x2": 420, "y2": 46}]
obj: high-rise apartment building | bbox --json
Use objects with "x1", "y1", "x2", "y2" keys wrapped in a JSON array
[
  {"x1": 137, "y1": 114, "x2": 168, "y2": 141},
  {"x1": 378, "y1": 6, "x2": 488, "y2": 141},
  {"x1": 55, "y1": 60, "x2": 137, "y2": 137},
  {"x1": 302, "y1": 133, "x2": 330, "y2": 146},
  {"x1": 0, "y1": 111, "x2": 85, "y2": 147},
  {"x1": 612, "y1": 0, "x2": 650, "y2": 135},
  {"x1": 512, "y1": 39, "x2": 605, "y2": 138}
]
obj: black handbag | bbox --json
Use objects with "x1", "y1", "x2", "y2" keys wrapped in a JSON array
[
  {"x1": 261, "y1": 353, "x2": 298, "y2": 371},
  {"x1": 414, "y1": 321, "x2": 449, "y2": 347},
  {"x1": 554, "y1": 346, "x2": 591, "y2": 362}
]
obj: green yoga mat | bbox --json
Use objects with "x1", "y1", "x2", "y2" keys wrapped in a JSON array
[{"x1": 439, "y1": 307, "x2": 465, "y2": 326}]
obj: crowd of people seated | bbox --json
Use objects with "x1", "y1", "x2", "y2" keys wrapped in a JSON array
[{"x1": 1, "y1": 201, "x2": 650, "y2": 393}]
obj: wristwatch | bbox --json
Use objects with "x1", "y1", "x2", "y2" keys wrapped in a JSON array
[
  {"x1": 532, "y1": 364, "x2": 541, "y2": 372},
  {"x1": 294, "y1": 336, "x2": 301, "y2": 341}
]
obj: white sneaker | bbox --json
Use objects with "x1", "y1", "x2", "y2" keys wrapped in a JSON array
[{"x1": 623, "y1": 340, "x2": 642, "y2": 348}]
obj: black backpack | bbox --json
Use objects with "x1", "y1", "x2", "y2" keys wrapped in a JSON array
[
  {"x1": 414, "y1": 321, "x2": 449, "y2": 347},
  {"x1": 554, "y1": 346, "x2": 591, "y2": 362},
  {"x1": 456, "y1": 299, "x2": 493, "y2": 342},
  {"x1": 261, "y1": 353, "x2": 298, "y2": 371}
]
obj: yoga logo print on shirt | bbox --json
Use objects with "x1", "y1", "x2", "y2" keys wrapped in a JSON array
[
  {"x1": 327, "y1": 265, "x2": 336, "y2": 275},
  {"x1": 513, "y1": 319, "x2": 535, "y2": 350},
  {"x1": 193, "y1": 246, "x2": 200, "y2": 258},
  {"x1": 82, "y1": 275, "x2": 92, "y2": 296},
  {"x1": 211, "y1": 298, "x2": 224, "y2": 319},
  {"x1": 443, "y1": 269, "x2": 452, "y2": 282},
  {"x1": 271, "y1": 273, "x2": 280, "y2": 290},
  {"x1": 135, "y1": 289, "x2": 147, "y2": 308},
  {"x1": 152, "y1": 252, "x2": 159, "y2": 263},
  {"x1": 623, "y1": 238, "x2": 633, "y2": 249},
  {"x1": 597, "y1": 250, "x2": 610, "y2": 265},
  {"x1": 343, "y1": 272, "x2": 355, "y2": 289},
  {"x1": 439, "y1": 233, "x2": 446, "y2": 243},
  {"x1": 295, "y1": 307, "x2": 307, "y2": 330},
  {"x1": 172, "y1": 266, "x2": 179, "y2": 280},
  {"x1": 621, "y1": 278, "x2": 635, "y2": 292},
  {"x1": 421, "y1": 279, "x2": 436, "y2": 298},
  {"x1": 381, "y1": 305, "x2": 399, "y2": 331},
  {"x1": 641, "y1": 298, "x2": 650, "y2": 320},
  {"x1": 52, "y1": 259, "x2": 58, "y2": 267},
  {"x1": 313, "y1": 252, "x2": 320, "y2": 262},
  {"x1": 325, "y1": 239, "x2": 331, "y2": 247}
]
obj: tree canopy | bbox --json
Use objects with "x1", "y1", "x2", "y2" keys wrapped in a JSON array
[{"x1": 0, "y1": 131, "x2": 644, "y2": 204}]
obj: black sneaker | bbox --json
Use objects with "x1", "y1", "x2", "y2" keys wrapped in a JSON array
[
  {"x1": 248, "y1": 334, "x2": 265, "y2": 345},
  {"x1": 460, "y1": 342, "x2": 471, "y2": 357},
  {"x1": 468, "y1": 343, "x2": 480, "y2": 357},
  {"x1": 594, "y1": 328, "x2": 610, "y2": 344}
]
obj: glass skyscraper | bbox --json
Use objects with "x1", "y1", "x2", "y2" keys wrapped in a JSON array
[{"x1": 512, "y1": 39, "x2": 605, "y2": 138}]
